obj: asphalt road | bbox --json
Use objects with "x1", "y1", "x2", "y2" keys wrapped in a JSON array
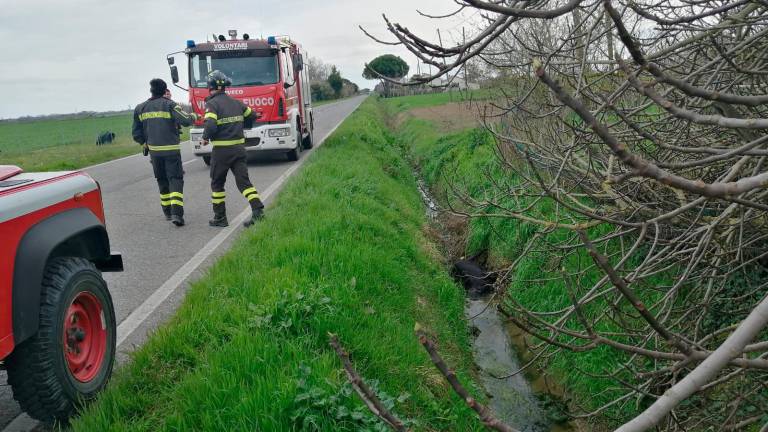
[{"x1": 0, "y1": 95, "x2": 367, "y2": 431}]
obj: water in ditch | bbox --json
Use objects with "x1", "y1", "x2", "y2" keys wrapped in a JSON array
[
  {"x1": 467, "y1": 298, "x2": 573, "y2": 431},
  {"x1": 415, "y1": 171, "x2": 573, "y2": 431}
]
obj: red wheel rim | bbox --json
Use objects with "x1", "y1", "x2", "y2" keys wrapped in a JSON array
[{"x1": 63, "y1": 292, "x2": 107, "y2": 383}]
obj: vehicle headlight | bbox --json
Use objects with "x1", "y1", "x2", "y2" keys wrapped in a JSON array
[{"x1": 268, "y1": 127, "x2": 291, "y2": 138}]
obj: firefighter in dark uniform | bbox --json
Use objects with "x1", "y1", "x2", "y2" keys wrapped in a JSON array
[
  {"x1": 132, "y1": 78, "x2": 196, "y2": 226},
  {"x1": 202, "y1": 71, "x2": 265, "y2": 227}
]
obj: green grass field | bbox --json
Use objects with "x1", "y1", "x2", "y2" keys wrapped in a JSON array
[
  {"x1": 71, "y1": 98, "x2": 485, "y2": 431},
  {"x1": 0, "y1": 113, "x2": 192, "y2": 172},
  {"x1": 0, "y1": 114, "x2": 143, "y2": 171}
]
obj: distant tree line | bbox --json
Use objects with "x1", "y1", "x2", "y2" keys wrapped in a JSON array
[
  {"x1": 362, "y1": 53, "x2": 488, "y2": 98},
  {"x1": 307, "y1": 57, "x2": 360, "y2": 103},
  {"x1": 0, "y1": 110, "x2": 134, "y2": 124}
]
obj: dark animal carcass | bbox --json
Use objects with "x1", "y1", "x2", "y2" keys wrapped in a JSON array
[
  {"x1": 451, "y1": 251, "x2": 496, "y2": 299},
  {"x1": 96, "y1": 131, "x2": 116, "y2": 145}
]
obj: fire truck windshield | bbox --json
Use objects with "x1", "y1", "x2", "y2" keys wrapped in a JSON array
[{"x1": 190, "y1": 51, "x2": 279, "y2": 88}]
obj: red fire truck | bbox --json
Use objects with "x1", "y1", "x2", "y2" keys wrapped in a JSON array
[
  {"x1": 167, "y1": 31, "x2": 314, "y2": 165},
  {"x1": 0, "y1": 165, "x2": 122, "y2": 422}
]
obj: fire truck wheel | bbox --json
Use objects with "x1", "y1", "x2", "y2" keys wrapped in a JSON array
[
  {"x1": 287, "y1": 145, "x2": 300, "y2": 161},
  {"x1": 5, "y1": 257, "x2": 116, "y2": 423},
  {"x1": 302, "y1": 118, "x2": 314, "y2": 150},
  {"x1": 202, "y1": 155, "x2": 211, "y2": 166}
]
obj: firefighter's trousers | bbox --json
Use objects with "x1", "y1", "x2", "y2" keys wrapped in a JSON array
[
  {"x1": 151, "y1": 151, "x2": 184, "y2": 217},
  {"x1": 209, "y1": 145, "x2": 264, "y2": 217}
]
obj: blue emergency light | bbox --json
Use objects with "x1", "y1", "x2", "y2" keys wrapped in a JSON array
[
  {"x1": 186, "y1": 40, "x2": 196, "y2": 48},
  {"x1": 267, "y1": 36, "x2": 277, "y2": 45}
]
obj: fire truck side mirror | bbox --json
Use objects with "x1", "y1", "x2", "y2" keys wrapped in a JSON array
[
  {"x1": 170, "y1": 66, "x2": 179, "y2": 84},
  {"x1": 292, "y1": 54, "x2": 303, "y2": 71},
  {"x1": 167, "y1": 57, "x2": 175, "y2": 66}
]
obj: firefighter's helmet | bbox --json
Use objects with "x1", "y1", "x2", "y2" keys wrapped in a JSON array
[{"x1": 207, "y1": 70, "x2": 231, "y2": 90}]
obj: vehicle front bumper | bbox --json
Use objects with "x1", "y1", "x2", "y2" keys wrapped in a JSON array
[
  {"x1": 190, "y1": 124, "x2": 298, "y2": 156},
  {"x1": 96, "y1": 252, "x2": 124, "y2": 272}
]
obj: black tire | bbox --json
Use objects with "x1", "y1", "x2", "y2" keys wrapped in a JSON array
[
  {"x1": 295, "y1": 118, "x2": 304, "y2": 154},
  {"x1": 286, "y1": 146, "x2": 300, "y2": 161},
  {"x1": 202, "y1": 155, "x2": 211, "y2": 166},
  {"x1": 302, "y1": 115, "x2": 314, "y2": 150},
  {"x1": 6, "y1": 257, "x2": 116, "y2": 424}
]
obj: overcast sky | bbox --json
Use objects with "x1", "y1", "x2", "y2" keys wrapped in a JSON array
[{"x1": 0, "y1": 0, "x2": 473, "y2": 119}]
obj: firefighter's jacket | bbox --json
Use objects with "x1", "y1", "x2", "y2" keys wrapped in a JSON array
[
  {"x1": 132, "y1": 96, "x2": 194, "y2": 153},
  {"x1": 202, "y1": 92, "x2": 256, "y2": 147}
]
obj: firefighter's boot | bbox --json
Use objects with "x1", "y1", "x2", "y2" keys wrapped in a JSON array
[
  {"x1": 162, "y1": 207, "x2": 172, "y2": 221},
  {"x1": 243, "y1": 198, "x2": 265, "y2": 227},
  {"x1": 243, "y1": 208, "x2": 264, "y2": 227},
  {"x1": 171, "y1": 214, "x2": 185, "y2": 227},
  {"x1": 209, "y1": 204, "x2": 228, "y2": 227}
]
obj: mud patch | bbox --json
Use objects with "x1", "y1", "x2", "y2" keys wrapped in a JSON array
[{"x1": 400, "y1": 101, "x2": 495, "y2": 132}]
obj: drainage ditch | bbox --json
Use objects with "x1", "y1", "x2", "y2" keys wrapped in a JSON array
[{"x1": 415, "y1": 169, "x2": 575, "y2": 432}]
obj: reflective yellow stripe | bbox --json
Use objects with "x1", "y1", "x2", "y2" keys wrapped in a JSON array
[
  {"x1": 204, "y1": 112, "x2": 218, "y2": 120},
  {"x1": 161, "y1": 201, "x2": 171, "y2": 206},
  {"x1": 241, "y1": 187, "x2": 257, "y2": 197},
  {"x1": 216, "y1": 115, "x2": 244, "y2": 125},
  {"x1": 211, "y1": 191, "x2": 226, "y2": 198},
  {"x1": 148, "y1": 144, "x2": 181, "y2": 151},
  {"x1": 169, "y1": 200, "x2": 184, "y2": 206},
  {"x1": 212, "y1": 138, "x2": 245, "y2": 146},
  {"x1": 243, "y1": 107, "x2": 252, "y2": 117},
  {"x1": 139, "y1": 111, "x2": 172, "y2": 121},
  {"x1": 211, "y1": 198, "x2": 226, "y2": 204},
  {"x1": 160, "y1": 193, "x2": 172, "y2": 199},
  {"x1": 246, "y1": 193, "x2": 261, "y2": 202},
  {"x1": 169, "y1": 192, "x2": 184, "y2": 199}
]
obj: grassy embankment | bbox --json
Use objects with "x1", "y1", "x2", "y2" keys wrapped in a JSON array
[
  {"x1": 0, "y1": 114, "x2": 191, "y2": 171},
  {"x1": 386, "y1": 92, "x2": 660, "y2": 428},
  {"x1": 72, "y1": 98, "x2": 486, "y2": 431}
]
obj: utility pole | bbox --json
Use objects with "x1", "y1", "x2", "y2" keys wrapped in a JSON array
[
  {"x1": 437, "y1": 28, "x2": 451, "y2": 101},
  {"x1": 463, "y1": 27, "x2": 468, "y2": 99}
]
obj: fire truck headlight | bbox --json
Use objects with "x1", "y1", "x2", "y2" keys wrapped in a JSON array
[{"x1": 268, "y1": 127, "x2": 291, "y2": 138}]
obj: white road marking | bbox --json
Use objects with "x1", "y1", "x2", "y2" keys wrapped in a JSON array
[
  {"x1": 1, "y1": 96, "x2": 363, "y2": 432},
  {"x1": 83, "y1": 153, "x2": 141, "y2": 170},
  {"x1": 84, "y1": 142, "x2": 197, "y2": 170}
]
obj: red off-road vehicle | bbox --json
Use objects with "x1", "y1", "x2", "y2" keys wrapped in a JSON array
[{"x1": 0, "y1": 165, "x2": 122, "y2": 423}]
